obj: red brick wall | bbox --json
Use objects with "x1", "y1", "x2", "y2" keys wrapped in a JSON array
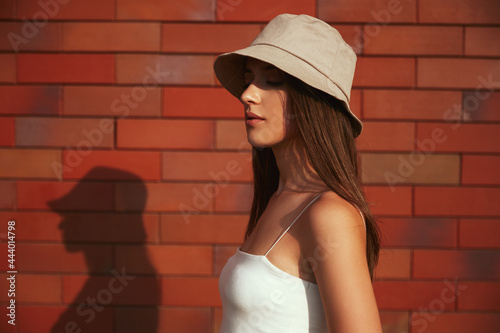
[{"x1": 0, "y1": 0, "x2": 499, "y2": 332}]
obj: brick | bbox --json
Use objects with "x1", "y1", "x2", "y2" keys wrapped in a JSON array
[
  {"x1": 63, "y1": 23, "x2": 160, "y2": 52},
  {"x1": 413, "y1": 250, "x2": 500, "y2": 279},
  {"x1": 354, "y1": 57, "x2": 415, "y2": 87},
  {"x1": 349, "y1": 89, "x2": 362, "y2": 119},
  {"x1": 364, "y1": 186, "x2": 412, "y2": 216},
  {"x1": 17, "y1": 305, "x2": 113, "y2": 333},
  {"x1": 117, "y1": 54, "x2": 215, "y2": 85},
  {"x1": 357, "y1": 122, "x2": 415, "y2": 151},
  {"x1": 117, "y1": 0, "x2": 214, "y2": 20},
  {"x1": 465, "y1": 27, "x2": 500, "y2": 56},
  {"x1": 18, "y1": 54, "x2": 114, "y2": 84},
  {"x1": 374, "y1": 280, "x2": 455, "y2": 310},
  {"x1": 117, "y1": 119, "x2": 214, "y2": 149},
  {"x1": 0, "y1": 22, "x2": 60, "y2": 51},
  {"x1": 0, "y1": 54, "x2": 15, "y2": 82},
  {"x1": 460, "y1": 219, "x2": 500, "y2": 248},
  {"x1": 462, "y1": 155, "x2": 500, "y2": 185},
  {"x1": 215, "y1": 183, "x2": 253, "y2": 213},
  {"x1": 463, "y1": 91, "x2": 500, "y2": 121},
  {"x1": 163, "y1": 23, "x2": 260, "y2": 53},
  {"x1": 363, "y1": 89, "x2": 462, "y2": 120},
  {"x1": 0, "y1": 85, "x2": 60, "y2": 115},
  {"x1": 415, "y1": 186, "x2": 500, "y2": 216},
  {"x1": 417, "y1": 123, "x2": 500, "y2": 153},
  {"x1": 2, "y1": 211, "x2": 158, "y2": 243},
  {"x1": 215, "y1": 245, "x2": 239, "y2": 275},
  {"x1": 379, "y1": 311, "x2": 409, "y2": 333},
  {"x1": 163, "y1": 87, "x2": 243, "y2": 119},
  {"x1": 116, "y1": 245, "x2": 212, "y2": 275},
  {"x1": 411, "y1": 313, "x2": 500, "y2": 333},
  {"x1": 419, "y1": 0, "x2": 500, "y2": 24},
  {"x1": 417, "y1": 58, "x2": 500, "y2": 89},
  {"x1": 217, "y1": 0, "x2": 315, "y2": 21},
  {"x1": 361, "y1": 153, "x2": 460, "y2": 185},
  {"x1": 161, "y1": 214, "x2": 247, "y2": 244},
  {"x1": 379, "y1": 218, "x2": 457, "y2": 247},
  {"x1": 116, "y1": 308, "x2": 211, "y2": 333},
  {"x1": 17, "y1": 243, "x2": 113, "y2": 273},
  {"x1": 16, "y1": 117, "x2": 114, "y2": 148},
  {"x1": 64, "y1": 86, "x2": 161, "y2": 117},
  {"x1": 13, "y1": 306, "x2": 65, "y2": 333},
  {"x1": 374, "y1": 249, "x2": 410, "y2": 279},
  {"x1": 0, "y1": 310, "x2": 15, "y2": 333},
  {"x1": 63, "y1": 275, "x2": 160, "y2": 305},
  {"x1": 162, "y1": 277, "x2": 220, "y2": 306},
  {"x1": 213, "y1": 308, "x2": 223, "y2": 333},
  {"x1": 458, "y1": 282, "x2": 500, "y2": 311},
  {"x1": 163, "y1": 151, "x2": 251, "y2": 181},
  {"x1": 0, "y1": 117, "x2": 14, "y2": 146},
  {"x1": 365, "y1": 25, "x2": 462, "y2": 55},
  {"x1": 0, "y1": 211, "x2": 62, "y2": 241},
  {"x1": 0, "y1": 149, "x2": 60, "y2": 178},
  {"x1": 0, "y1": 181, "x2": 15, "y2": 209},
  {"x1": 0, "y1": 0, "x2": 15, "y2": 19},
  {"x1": 17, "y1": 181, "x2": 114, "y2": 211},
  {"x1": 0, "y1": 274, "x2": 61, "y2": 303},
  {"x1": 0, "y1": 244, "x2": 7, "y2": 271},
  {"x1": 116, "y1": 182, "x2": 213, "y2": 213},
  {"x1": 334, "y1": 26, "x2": 365, "y2": 55},
  {"x1": 215, "y1": 120, "x2": 251, "y2": 150},
  {"x1": 62, "y1": 151, "x2": 161, "y2": 181},
  {"x1": 318, "y1": 0, "x2": 416, "y2": 23},
  {"x1": 18, "y1": 0, "x2": 114, "y2": 20},
  {"x1": 59, "y1": 166, "x2": 150, "y2": 185}
]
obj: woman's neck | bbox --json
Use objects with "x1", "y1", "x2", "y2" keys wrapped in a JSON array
[{"x1": 272, "y1": 138, "x2": 328, "y2": 196}]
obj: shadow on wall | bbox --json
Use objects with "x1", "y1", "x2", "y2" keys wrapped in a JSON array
[{"x1": 48, "y1": 167, "x2": 160, "y2": 333}]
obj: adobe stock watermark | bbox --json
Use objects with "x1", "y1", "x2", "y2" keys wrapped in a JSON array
[
  {"x1": 352, "y1": 0, "x2": 412, "y2": 52},
  {"x1": 178, "y1": 142, "x2": 250, "y2": 224},
  {"x1": 232, "y1": 233, "x2": 341, "y2": 332},
  {"x1": 7, "y1": 0, "x2": 71, "y2": 52},
  {"x1": 384, "y1": 73, "x2": 500, "y2": 191},
  {"x1": 177, "y1": 112, "x2": 294, "y2": 223},
  {"x1": 231, "y1": 264, "x2": 294, "y2": 332},
  {"x1": 217, "y1": 0, "x2": 244, "y2": 21},
  {"x1": 51, "y1": 64, "x2": 170, "y2": 181},
  {"x1": 411, "y1": 278, "x2": 468, "y2": 333},
  {"x1": 54, "y1": 267, "x2": 135, "y2": 333}
]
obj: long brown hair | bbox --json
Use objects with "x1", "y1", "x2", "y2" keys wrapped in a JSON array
[{"x1": 246, "y1": 75, "x2": 380, "y2": 280}]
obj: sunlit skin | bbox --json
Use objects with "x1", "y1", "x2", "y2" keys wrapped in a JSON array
[
  {"x1": 240, "y1": 58, "x2": 383, "y2": 332},
  {"x1": 241, "y1": 58, "x2": 297, "y2": 149}
]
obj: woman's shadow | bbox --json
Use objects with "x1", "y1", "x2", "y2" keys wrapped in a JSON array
[{"x1": 48, "y1": 167, "x2": 159, "y2": 333}]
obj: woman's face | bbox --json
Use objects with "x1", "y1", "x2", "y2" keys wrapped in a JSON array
[{"x1": 240, "y1": 58, "x2": 297, "y2": 148}]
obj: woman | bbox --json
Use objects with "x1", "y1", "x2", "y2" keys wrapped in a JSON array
[{"x1": 214, "y1": 14, "x2": 382, "y2": 332}]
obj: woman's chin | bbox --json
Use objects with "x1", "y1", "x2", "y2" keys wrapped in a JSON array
[{"x1": 247, "y1": 137, "x2": 272, "y2": 149}]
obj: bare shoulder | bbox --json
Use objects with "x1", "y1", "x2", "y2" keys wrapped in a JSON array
[
  {"x1": 300, "y1": 192, "x2": 382, "y2": 332},
  {"x1": 305, "y1": 191, "x2": 365, "y2": 235},
  {"x1": 298, "y1": 191, "x2": 366, "y2": 259}
]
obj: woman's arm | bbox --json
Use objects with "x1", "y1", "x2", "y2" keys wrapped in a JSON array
[{"x1": 303, "y1": 192, "x2": 382, "y2": 333}]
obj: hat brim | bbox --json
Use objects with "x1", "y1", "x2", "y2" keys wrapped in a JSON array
[{"x1": 214, "y1": 44, "x2": 362, "y2": 137}]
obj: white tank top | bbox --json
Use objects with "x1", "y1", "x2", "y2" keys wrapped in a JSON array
[{"x1": 219, "y1": 193, "x2": 328, "y2": 332}]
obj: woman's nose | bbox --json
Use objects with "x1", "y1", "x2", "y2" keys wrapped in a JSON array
[{"x1": 240, "y1": 83, "x2": 261, "y2": 105}]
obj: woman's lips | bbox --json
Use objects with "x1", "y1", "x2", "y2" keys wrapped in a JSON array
[{"x1": 245, "y1": 111, "x2": 264, "y2": 125}]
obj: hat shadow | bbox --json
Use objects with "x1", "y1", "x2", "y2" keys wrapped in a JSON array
[{"x1": 49, "y1": 167, "x2": 160, "y2": 333}]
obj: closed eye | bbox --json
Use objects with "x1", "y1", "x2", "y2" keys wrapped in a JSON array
[{"x1": 266, "y1": 81, "x2": 284, "y2": 86}]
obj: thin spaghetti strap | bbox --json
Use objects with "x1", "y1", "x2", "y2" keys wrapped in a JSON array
[{"x1": 264, "y1": 192, "x2": 325, "y2": 257}]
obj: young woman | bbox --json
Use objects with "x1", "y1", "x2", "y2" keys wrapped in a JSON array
[{"x1": 214, "y1": 14, "x2": 382, "y2": 332}]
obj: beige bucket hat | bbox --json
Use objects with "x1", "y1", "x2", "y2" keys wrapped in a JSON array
[{"x1": 213, "y1": 13, "x2": 361, "y2": 137}]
